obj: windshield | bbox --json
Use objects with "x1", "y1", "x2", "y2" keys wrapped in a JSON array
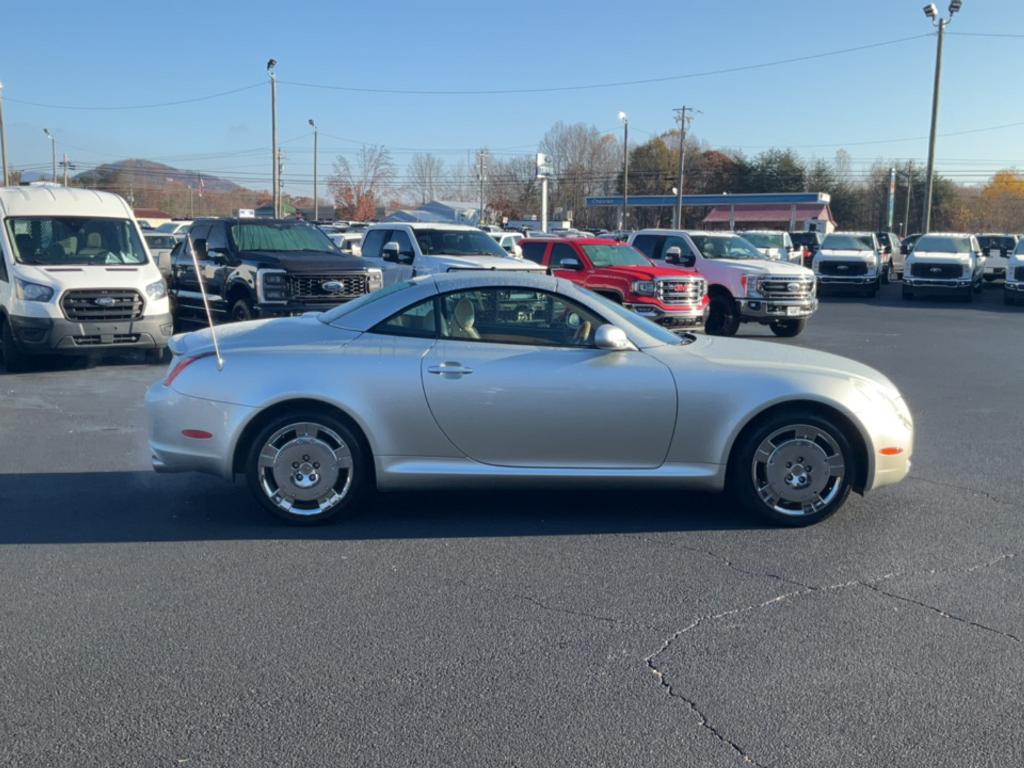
[
  {"x1": 231, "y1": 222, "x2": 337, "y2": 252},
  {"x1": 413, "y1": 228, "x2": 509, "y2": 258},
  {"x1": 914, "y1": 235, "x2": 972, "y2": 254},
  {"x1": 145, "y1": 235, "x2": 176, "y2": 249},
  {"x1": 581, "y1": 244, "x2": 651, "y2": 267},
  {"x1": 822, "y1": 234, "x2": 875, "y2": 251},
  {"x1": 978, "y1": 235, "x2": 1016, "y2": 251},
  {"x1": 6, "y1": 216, "x2": 149, "y2": 266},
  {"x1": 689, "y1": 235, "x2": 768, "y2": 260},
  {"x1": 791, "y1": 233, "x2": 820, "y2": 247},
  {"x1": 583, "y1": 290, "x2": 684, "y2": 346},
  {"x1": 743, "y1": 233, "x2": 783, "y2": 249}
]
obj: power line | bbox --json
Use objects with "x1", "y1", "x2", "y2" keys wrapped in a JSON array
[
  {"x1": 279, "y1": 34, "x2": 933, "y2": 96},
  {"x1": 4, "y1": 82, "x2": 265, "y2": 111}
]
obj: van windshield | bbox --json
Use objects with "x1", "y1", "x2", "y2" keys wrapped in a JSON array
[{"x1": 6, "y1": 216, "x2": 148, "y2": 266}]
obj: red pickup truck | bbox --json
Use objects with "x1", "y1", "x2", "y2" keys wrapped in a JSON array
[{"x1": 521, "y1": 237, "x2": 709, "y2": 329}]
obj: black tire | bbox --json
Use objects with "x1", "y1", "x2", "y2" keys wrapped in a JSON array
[
  {"x1": 961, "y1": 287, "x2": 974, "y2": 303},
  {"x1": 728, "y1": 410, "x2": 856, "y2": 527},
  {"x1": 0, "y1": 317, "x2": 32, "y2": 373},
  {"x1": 769, "y1": 318, "x2": 806, "y2": 337},
  {"x1": 244, "y1": 409, "x2": 370, "y2": 525},
  {"x1": 230, "y1": 297, "x2": 254, "y2": 323},
  {"x1": 705, "y1": 293, "x2": 740, "y2": 336},
  {"x1": 144, "y1": 347, "x2": 169, "y2": 365},
  {"x1": 881, "y1": 262, "x2": 892, "y2": 285},
  {"x1": 902, "y1": 285, "x2": 914, "y2": 301}
]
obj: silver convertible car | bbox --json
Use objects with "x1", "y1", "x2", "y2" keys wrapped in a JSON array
[{"x1": 147, "y1": 272, "x2": 913, "y2": 526}]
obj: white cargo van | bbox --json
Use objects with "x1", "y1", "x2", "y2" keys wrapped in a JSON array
[{"x1": 0, "y1": 186, "x2": 172, "y2": 371}]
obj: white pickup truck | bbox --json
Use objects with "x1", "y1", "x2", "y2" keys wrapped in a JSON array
[
  {"x1": 360, "y1": 223, "x2": 544, "y2": 285},
  {"x1": 629, "y1": 229, "x2": 817, "y2": 337},
  {"x1": 1005, "y1": 241, "x2": 1024, "y2": 305},
  {"x1": 902, "y1": 233, "x2": 986, "y2": 302},
  {"x1": 813, "y1": 231, "x2": 889, "y2": 297}
]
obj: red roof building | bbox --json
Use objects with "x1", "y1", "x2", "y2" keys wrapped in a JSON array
[{"x1": 703, "y1": 203, "x2": 836, "y2": 232}]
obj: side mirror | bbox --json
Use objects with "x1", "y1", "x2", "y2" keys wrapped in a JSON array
[
  {"x1": 382, "y1": 241, "x2": 401, "y2": 263},
  {"x1": 558, "y1": 257, "x2": 582, "y2": 270},
  {"x1": 594, "y1": 324, "x2": 632, "y2": 351},
  {"x1": 665, "y1": 246, "x2": 695, "y2": 268}
]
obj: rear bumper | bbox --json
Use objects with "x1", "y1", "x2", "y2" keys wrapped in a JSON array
[
  {"x1": 738, "y1": 298, "x2": 817, "y2": 320},
  {"x1": 8, "y1": 312, "x2": 173, "y2": 354}
]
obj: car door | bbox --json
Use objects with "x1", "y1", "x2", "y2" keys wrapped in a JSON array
[
  {"x1": 383, "y1": 229, "x2": 418, "y2": 282},
  {"x1": 421, "y1": 286, "x2": 677, "y2": 468}
]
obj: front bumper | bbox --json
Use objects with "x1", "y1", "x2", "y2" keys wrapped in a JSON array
[
  {"x1": 816, "y1": 275, "x2": 878, "y2": 287},
  {"x1": 8, "y1": 312, "x2": 173, "y2": 354},
  {"x1": 146, "y1": 382, "x2": 256, "y2": 479},
  {"x1": 903, "y1": 277, "x2": 972, "y2": 294},
  {"x1": 738, "y1": 297, "x2": 818, "y2": 320},
  {"x1": 624, "y1": 301, "x2": 709, "y2": 327},
  {"x1": 1005, "y1": 281, "x2": 1024, "y2": 295}
]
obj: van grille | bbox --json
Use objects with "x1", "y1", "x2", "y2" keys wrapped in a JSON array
[
  {"x1": 911, "y1": 263, "x2": 961, "y2": 279},
  {"x1": 287, "y1": 273, "x2": 369, "y2": 304},
  {"x1": 656, "y1": 277, "x2": 705, "y2": 305},
  {"x1": 73, "y1": 334, "x2": 141, "y2": 346},
  {"x1": 61, "y1": 289, "x2": 144, "y2": 321}
]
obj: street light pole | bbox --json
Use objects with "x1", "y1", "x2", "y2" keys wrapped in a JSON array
[
  {"x1": 921, "y1": 1, "x2": 962, "y2": 233},
  {"x1": 267, "y1": 59, "x2": 279, "y2": 218},
  {"x1": 43, "y1": 128, "x2": 56, "y2": 183},
  {"x1": 0, "y1": 82, "x2": 9, "y2": 186},
  {"x1": 308, "y1": 119, "x2": 318, "y2": 221},
  {"x1": 618, "y1": 112, "x2": 629, "y2": 230}
]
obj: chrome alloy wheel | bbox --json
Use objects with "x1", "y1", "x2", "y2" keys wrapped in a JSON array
[
  {"x1": 256, "y1": 422, "x2": 353, "y2": 516},
  {"x1": 751, "y1": 424, "x2": 846, "y2": 517}
]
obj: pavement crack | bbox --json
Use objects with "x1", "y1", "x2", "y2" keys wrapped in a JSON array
[
  {"x1": 667, "y1": 541, "x2": 812, "y2": 590},
  {"x1": 910, "y1": 474, "x2": 1016, "y2": 507}
]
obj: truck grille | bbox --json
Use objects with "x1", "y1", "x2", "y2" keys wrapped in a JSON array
[
  {"x1": 61, "y1": 289, "x2": 144, "y2": 321},
  {"x1": 758, "y1": 277, "x2": 816, "y2": 299},
  {"x1": 911, "y1": 262, "x2": 961, "y2": 279},
  {"x1": 287, "y1": 273, "x2": 369, "y2": 304},
  {"x1": 656, "y1": 277, "x2": 705, "y2": 305},
  {"x1": 817, "y1": 260, "x2": 868, "y2": 277},
  {"x1": 1014, "y1": 267, "x2": 1024, "y2": 282}
]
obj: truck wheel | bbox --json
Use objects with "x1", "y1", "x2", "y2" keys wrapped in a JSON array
[
  {"x1": 728, "y1": 410, "x2": 855, "y2": 527},
  {"x1": 961, "y1": 287, "x2": 974, "y2": 303},
  {"x1": 769, "y1": 319, "x2": 806, "y2": 337},
  {"x1": 245, "y1": 410, "x2": 370, "y2": 525},
  {"x1": 230, "y1": 298, "x2": 254, "y2": 322},
  {"x1": 705, "y1": 294, "x2": 740, "y2": 336},
  {"x1": 902, "y1": 285, "x2": 914, "y2": 300},
  {"x1": 881, "y1": 262, "x2": 893, "y2": 285},
  {"x1": 0, "y1": 318, "x2": 32, "y2": 373}
]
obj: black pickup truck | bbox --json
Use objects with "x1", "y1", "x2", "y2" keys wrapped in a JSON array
[{"x1": 169, "y1": 218, "x2": 382, "y2": 325}]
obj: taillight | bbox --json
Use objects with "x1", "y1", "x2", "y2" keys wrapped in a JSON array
[{"x1": 163, "y1": 352, "x2": 214, "y2": 387}]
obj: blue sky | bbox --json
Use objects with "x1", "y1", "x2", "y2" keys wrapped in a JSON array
[{"x1": 2, "y1": 0, "x2": 1022, "y2": 197}]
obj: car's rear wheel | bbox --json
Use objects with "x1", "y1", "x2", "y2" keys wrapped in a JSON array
[
  {"x1": 245, "y1": 411, "x2": 369, "y2": 525},
  {"x1": 0, "y1": 317, "x2": 32, "y2": 373},
  {"x1": 769, "y1": 318, "x2": 806, "y2": 337},
  {"x1": 705, "y1": 294, "x2": 740, "y2": 336},
  {"x1": 729, "y1": 411, "x2": 855, "y2": 526}
]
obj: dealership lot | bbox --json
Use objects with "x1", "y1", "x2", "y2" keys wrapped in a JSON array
[{"x1": 1, "y1": 283, "x2": 1022, "y2": 767}]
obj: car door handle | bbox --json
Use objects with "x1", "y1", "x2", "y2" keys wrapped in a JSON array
[{"x1": 428, "y1": 362, "x2": 473, "y2": 377}]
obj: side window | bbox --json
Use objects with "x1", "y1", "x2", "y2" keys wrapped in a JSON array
[
  {"x1": 388, "y1": 229, "x2": 415, "y2": 258},
  {"x1": 438, "y1": 287, "x2": 605, "y2": 348},
  {"x1": 370, "y1": 297, "x2": 438, "y2": 338},
  {"x1": 550, "y1": 243, "x2": 582, "y2": 269},
  {"x1": 521, "y1": 242, "x2": 548, "y2": 264},
  {"x1": 206, "y1": 222, "x2": 229, "y2": 252},
  {"x1": 361, "y1": 229, "x2": 387, "y2": 260},
  {"x1": 631, "y1": 234, "x2": 662, "y2": 259}
]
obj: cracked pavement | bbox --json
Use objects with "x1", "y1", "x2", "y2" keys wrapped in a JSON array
[{"x1": 1, "y1": 283, "x2": 1022, "y2": 766}]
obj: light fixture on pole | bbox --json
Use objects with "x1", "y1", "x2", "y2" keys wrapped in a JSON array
[
  {"x1": 617, "y1": 111, "x2": 629, "y2": 231},
  {"x1": 308, "y1": 118, "x2": 318, "y2": 222},
  {"x1": 267, "y1": 58, "x2": 279, "y2": 218},
  {"x1": 43, "y1": 128, "x2": 56, "y2": 184},
  {"x1": 0, "y1": 81, "x2": 9, "y2": 187},
  {"x1": 920, "y1": 0, "x2": 963, "y2": 233}
]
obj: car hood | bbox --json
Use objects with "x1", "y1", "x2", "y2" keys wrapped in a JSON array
[
  {"x1": 711, "y1": 259, "x2": 813, "y2": 278},
  {"x1": 15, "y1": 263, "x2": 161, "y2": 291},
  {"x1": 817, "y1": 249, "x2": 876, "y2": 259},
  {"x1": 168, "y1": 314, "x2": 356, "y2": 358},
  {"x1": 907, "y1": 251, "x2": 970, "y2": 263},
  {"x1": 592, "y1": 265, "x2": 700, "y2": 281},
  {"x1": 431, "y1": 254, "x2": 545, "y2": 271},
  {"x1": 238, "y1": 250, "x2": 367, "y2": 272},
  {"x1": 653, "y1": 336, "x2": 898, "y2": 394}
]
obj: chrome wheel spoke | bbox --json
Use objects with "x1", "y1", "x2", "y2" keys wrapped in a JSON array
[
  {"x1": 751, "y1": 424, "x2": 846, "y2": 517},
  {"x1": 257, "y1": 421, "x2": 355, "y2": 517}
]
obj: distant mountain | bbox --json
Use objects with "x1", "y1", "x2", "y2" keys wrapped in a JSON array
[{"x1": 75, "y1": 159, "x2": 243, "y2": 193}]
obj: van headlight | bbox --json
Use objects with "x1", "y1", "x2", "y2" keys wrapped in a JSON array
[
  {"x1": 367, "y1": 268, "x2": 384, "y2": 292},
  {"x1": 145, "y1": 279, "x2": 167, "y2": 299},
  {"x1": 16, "y1": 279, "x2": 54, "y2": 302}
]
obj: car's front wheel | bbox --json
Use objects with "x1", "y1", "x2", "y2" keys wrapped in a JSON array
[
  {"x1": 729, "y1": 411, "x2": 855, "y2": 526},
  {"x1": 769, "y1": 318, "x2": 806, "y2": 337},
  {"x1": 705, "y1": 294, "x2": 740, "y2": 336},
  {"x1": 245, "y1": 411, "x2": 369, "y2": 525},
  {"x1": 230, "y1": 298, "x2": 254, "y2": 322}
]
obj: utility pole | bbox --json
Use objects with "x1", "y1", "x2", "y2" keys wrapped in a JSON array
[
  {"x1": 267, "y1": 59, "x2": 279, "y2": 218},
  {"x1": 43, "y1": 128, "x2": 56, "y2": 183},
  {"x1": 921, "y1": 1, "x2": 962, "y2": 232},
  {"x1": 477, "y1": 150, "x2": 487, "y2": 226},
  {"x1": 308, "y1": 119, "x2": 318, "y2": 221},
  {"x1": 277, "y1": 148, "x2": 285, "y2": 217},
  {"x1": 673, "y1": 106, "x2": 699, "y2": 229},
  {"x1": 537, "y1": 153, "x2": 552, "y2": 233},
  {"x1": 887, "y1": 166, "x2": 896, "y2": 231},
  {"x1": 62, "y1": 153, "x2": 70, "y2": 187},
  {"x1": 618, "y1": 112, "x2": 629, "y2": 230},
  {"x1": 903, "y1": 163, "x2": 914, "y2": 236},
  {"x1": 0, "y1": 81, "x2": 9, "y2": 186}
]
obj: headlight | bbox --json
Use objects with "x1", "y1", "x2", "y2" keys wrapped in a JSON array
[
  {"x1": 962, "y1": 262, "x2": 973, "y2": 278},
  {"x1": 258, "y1": 270, "x2": 288, "y2": 303},
  {"x1": 15, "y1": 279, "x2": 54, "y2": 302},
  {"x1": 741, "y1": 276, "x2": 761, "y2": 297},
  {"x1": 632, "y1": 280, "x2": 657, "y2": 296},
  {"x1": 367, "y1": 268, "x2": 384, "y2": 292},
  {"x1": 145, "y1": 279, "x2": 167, "y2": 300}
]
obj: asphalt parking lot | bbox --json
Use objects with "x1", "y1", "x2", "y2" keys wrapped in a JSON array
[{"x1": 1, "y1": 282, "x2": 1022, "y2": 768}]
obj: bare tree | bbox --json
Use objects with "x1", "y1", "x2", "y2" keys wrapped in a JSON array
[
  {"x1": 539, "y1": 122, "x2": 618, "y2": 226},
  {"x1": 408, "y1": 153, "x2": 445, "y2": 204},
  {"x1": 328, "y1": 145, "x2": 396, "y2": 220}
]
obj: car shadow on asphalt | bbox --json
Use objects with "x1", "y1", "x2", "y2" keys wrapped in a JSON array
[
  {"x1": 0, "y1": 471, "x2": 770, "y2": 544},
  {"x1": 818, "y1": 283, "x2": 1020, "y2": 314}
]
